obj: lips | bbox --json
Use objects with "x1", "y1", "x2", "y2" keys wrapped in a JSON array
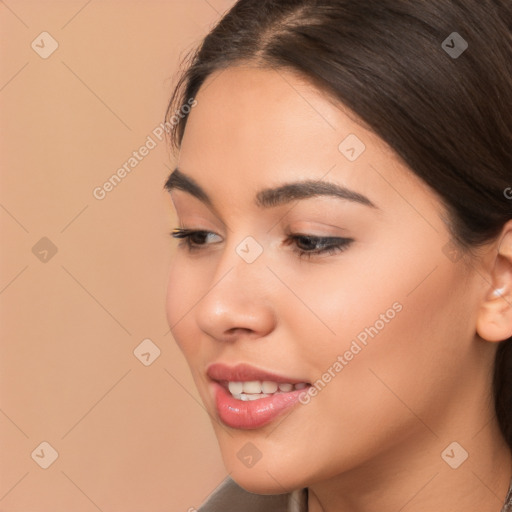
[{"x1": 206, "y1": 362, "x2": 311, "y2": 429}]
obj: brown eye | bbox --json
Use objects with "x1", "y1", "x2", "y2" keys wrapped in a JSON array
[{"x1": 170, "y1": 228, "x2": 222, "y2": 250}]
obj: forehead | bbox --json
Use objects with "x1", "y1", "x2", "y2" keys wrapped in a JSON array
[
  {"x1": 176, "y1": 65, "x2": 436, "y2": 215},
  {"x1": 180, "y1": 65, "x2": 360, "y2": 167}
]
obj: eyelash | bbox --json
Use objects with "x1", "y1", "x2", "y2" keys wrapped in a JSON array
[{"x1": 170, "y1": 228, "x2": 353, "y2": 260}]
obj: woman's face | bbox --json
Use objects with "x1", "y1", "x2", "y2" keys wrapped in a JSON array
[{"x1": 165, "y1": 65, "x2": 491, "y2": 492}]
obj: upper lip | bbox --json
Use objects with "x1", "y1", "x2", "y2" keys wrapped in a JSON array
[{"x1": 207, "y1": 362, "x2": 309, "y2": 384}]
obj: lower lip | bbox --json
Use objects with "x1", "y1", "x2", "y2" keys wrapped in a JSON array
[{"x1": 211, "y1": 381, "x2": 308, "y2": 430}]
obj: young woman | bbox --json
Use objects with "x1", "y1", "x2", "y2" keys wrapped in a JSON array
[{"x1": 164, "y1": 1, "x2": 512, "y2": 510}]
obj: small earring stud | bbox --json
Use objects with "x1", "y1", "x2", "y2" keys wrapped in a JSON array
[{"x1": 492, "y1": 287, "x2": 505, "y2": 297}]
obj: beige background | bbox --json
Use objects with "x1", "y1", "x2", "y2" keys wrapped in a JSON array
[{"x1": 0, "y1": 1, "x2": 236, "y2": 510}]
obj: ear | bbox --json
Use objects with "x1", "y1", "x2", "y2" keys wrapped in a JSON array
[{"x1": 476, "y1": 221, "x2": 512, "y2": 342}]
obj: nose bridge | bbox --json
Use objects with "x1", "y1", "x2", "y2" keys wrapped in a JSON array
[{"x1": 212, "y1": 233, "x2": 269, "y2": 303}]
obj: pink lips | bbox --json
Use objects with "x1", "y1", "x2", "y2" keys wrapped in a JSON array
[{"x1": 207, "y1": 362, "x2": 310, "y2": 430}]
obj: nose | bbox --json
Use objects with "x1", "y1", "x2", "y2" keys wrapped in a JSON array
[{"x1": 194, "y1": 245, "x2": 277, "y2": 343}]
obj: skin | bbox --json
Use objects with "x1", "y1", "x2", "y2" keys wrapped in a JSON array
[{"x1": 165, "y1": 65, "x2": 512, "y2": 512}]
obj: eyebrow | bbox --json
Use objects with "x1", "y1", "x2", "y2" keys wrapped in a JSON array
[{"x1": 164, "y1": 168, "x2": 377, "y2": 209}]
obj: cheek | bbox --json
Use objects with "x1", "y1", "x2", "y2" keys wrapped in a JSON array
[
  {"x1": 311, "y1": 255, "x2": 470, "y2": 428},
  {"x1": 165, "y1": 257, "x2": 202, "y2": 355},
  {"x1": 165, "y1": 262, "x2": 181, "y2": 334},
  {"x1": 271, "y1": 254, "x2": 410, "y2": 366},
  {"x1": 280, "y1": 233, "x2": 470, "y2": 413}
]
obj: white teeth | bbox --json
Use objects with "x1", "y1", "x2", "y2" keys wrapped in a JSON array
[
  {"x1": 228, "y1": 382, "x2": 244, "y2": 395},
  {"x1": 262, "y1": 381, "x2": 278, "y2": 393},
  {"x1": 226, "y1": 380, "x2": 308, "y2": 400},
  {"x1": 242, "y1": 381, "x2": 261, "y2": 394}
]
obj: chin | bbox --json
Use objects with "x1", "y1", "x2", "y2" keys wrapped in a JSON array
[
  {"x1": 224, "y1": 457, "x2": 309, "y2": 495},
  {"x1": 229, "y1": 472, "x2": 298, "y2": 495}
]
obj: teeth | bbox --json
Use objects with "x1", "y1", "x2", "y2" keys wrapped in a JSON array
[
  {"x1": 242, "y1": 381, "x2": 261, "y2": 394},
  {"x1": 262, "y1": 381, "x2": 278, "y2": 393},
  {"x1": 228, "y1": 382, "x2": 244, "y2": 395},
  {"x1": 226, "y1": 380, "x2": 307, "y2": 400}
]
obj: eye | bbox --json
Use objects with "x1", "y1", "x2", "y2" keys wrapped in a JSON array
[
  {"x1": 170, "y1": 228, "x2": 353, "y2": 259},
  {"x1": 283, "y1": 233, "x2": 353, "y2": 259},
  {"x1": 170, "y1": 228, "x2": 222, "y2": 250}
]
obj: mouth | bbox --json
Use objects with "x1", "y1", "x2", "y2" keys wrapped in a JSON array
[{"x1": 206, "y1": 362, "x2": 311, "y2": 429}]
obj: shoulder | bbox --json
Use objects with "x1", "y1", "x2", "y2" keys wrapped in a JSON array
[{"x1": 197, "y1": 476, "x2": 299, "y2": 512}]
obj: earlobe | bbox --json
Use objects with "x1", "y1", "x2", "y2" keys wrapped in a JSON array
[{"x1": 476, "y1": 225, "x2": 512, "y2": 343}]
